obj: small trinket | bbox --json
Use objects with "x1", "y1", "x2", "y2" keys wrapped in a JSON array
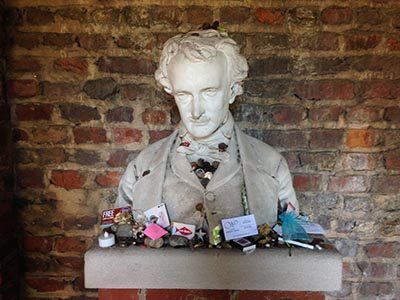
[
  {"x1": 144, "y1": 237, "x2": 164, "y2": 248},
  {"x1": 231, "y1": 238, "x2": 256, "y2": 254},
  {"x1": 210, "y1": 225, "x2": 222, "y2": 245},
  {"x1": 101, "y1": 206, "x2": 131, "y2": 227},
  {"x1": 142, "y1": 170, "x2": 151, "y2": 177},
  {"x1": 171, "y1": 222, "x2": 196, "y2": 240},
  {"x1": 218, "y1": 143, "x2": 228, "y2": 152},
  {"x1": 195, "y1": 228, "x2": 206, "y2": 242},
  {"x1": 98, "y1": 231, "x2": 115, "y2": 248},
  {"x1": 144, "y1": 223, "x2": 168, "y2": 240},
  {"x1": 204, "y1": 171, "x2": 213, "y2": 180},
  {"x1": 180, "y1": 141, "x2": 190, "y2": 147},
  {"x1": 194, "y1": 168, "x2": 205, "y2": 178},
  {"x1": 211, "y1": 161, "x2": 219, "y2": 169},
  {"x1": 132, "y1": 209, "x2": 148, "y2": 225},
  {"x1": 168, "y1": 235, "x2": 189, "y2": 247},
  {"x1": 117, "y1": 240, "x2": 129, "y2": 248},
  {"x1": 144, "y1": 203, "x2": 170, "y2": 228}
]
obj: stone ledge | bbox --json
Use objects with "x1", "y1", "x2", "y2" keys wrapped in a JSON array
[{"x1": 85, "y1": 246, "x2": 342, "y2": 291}]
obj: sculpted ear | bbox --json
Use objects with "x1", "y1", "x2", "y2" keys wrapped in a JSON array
[{"x1": 229, "y1": 83, "x2": 241, "y2": 104}]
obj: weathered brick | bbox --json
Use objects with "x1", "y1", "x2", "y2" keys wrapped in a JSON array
[
  {"x1": 12, "y1": 128, "x2": 29, "y2": 142},
  {"x1": 294, "y1": 80, "x2": 355, "y2": 101},
  {"x1": 51, "y1": 170, "x2": 86, "y2": 190},
  {"x1": 77, "y1": 34, "x2": 107, "y2": 51},
  {"x1": 121, "y1": 6, "x2": 150, "y2": 27},
  {"x1": 296, "y1": 32, "x2": 339, "y2": 51},
  {"x1": 57, "y1": 7, "x2": 88, "y2": 21},
  {"x1": 186, "y1": 6, "x2": 213, "y2": 25},
  {"x1": 16, "y1": 104, "x2": 53, "y2": 121},
  {"x1": 345, "y1": 33, "x2": 381, "y2": 50},
  {"x1": 248, "y1": 57, "x2": 292, "y2": 76},
  {"x1": 97, "y1": 57, "x2": 156, "y2": 75},
  {"x1": 297, "y1": 57, "x2": 349, "y2": 76},
  {"x1": 346, "y1": 129, "x2": 377, "y2": 148},
  {"x1": 95, "y1": 171, "x2": 121, "y2": 187},
  {"x1": 255, "y1": 8, "x2": 284, "y2": 25},
  {"x1": 327, "y1": 176, "x2": 369, "y2": 193},
  {"x1": 83, "y1": 77, "x2": 117, "y2": 100},
  {"x1": 32, "y1": 126, "x2": 70, "y2": 144},
  {"x1": 17, "y1": 169, "x2": 44, "y2": 188},
  {"x1": 54, "y1": 57, "x2": 88, "y2": 75},
  {"x1": 23, "y1": 236, "x2": 53, "y2": 253},
  {"x1": 244, "y1": 79, "x2": 290, "y2": 99},
  {"x1": 24, "y1": 256, "x2": 50, "y2": 272},
  {"x1": 350, "y1": 56, "x2": 400, "y2": 74},
  {"x1": 237, "y1": 291, "x2": 324, "y2": 300},
  {"x1": 99, "y1": 289, "x2": 139, "y2": 300},
  {"x1": 298, "y1": 152, "x2": 337, "y2": 171},
  {"x1": 107, "y1": 150, "x2": 136, "y2": 167},
  {"x1": 43, "y1": 33, "x2": 75, "y2": 48},
  {"x1": 346, "y1": 107, "x2": 381, "y2": 123},
  {"x1": 9, "y1": 58, "x2": 41, "y2": 72},
  {"x1": 269, "y1": 105, "x2": 306, "y2": 125},
  {"x1": 25, "y1": 7, "x2": 54, "y2": 25},
  {"x1": 26, "y1": 277, "x2": 67, "y2": 292},
  {"x1": 357, "y1": 262, "x2": 393, "y2": 278},
  {"x1": 114, "y1": 128, "x2": 143, "y2": 144},
  {"x1": 310, "y1": 130, "x2": 344, "y2": 149},
  {"x1": 309, "y1": 106, "x2": 343, "y2": 122},
  {"x1": 60, "y1": 104, "x2": 100, "y2": 123},
  {"x1": 55, "y1": 256, "x2": 84, "y2": 269},
  {"x1": 340, "y1": 153, "x2": 377, "y2": 171},
  {"x1": 293, "y1": 175, "x2": 322, "y2": 191},
  {"x1": 41, "y1": 81, "x2": 81, "y2": 98},
  {"x1": 288, "y1": 7, "x2": 319, "y2": 27},
  {"x1": 106, "y1": 107, "x2": 134, "y2": 123},
  {"x1": 384, "y1": 149, "x2": 400, "y2": 170},
  {"x1": 355, "y1": 8, "x2": 385, "y2": 26},
  {"x1": 13, "y1": 32, "x2": 42, "y2": 50},
  {"x1": 55, "y1": 236, "x2": 86, "y2": 253},
  {"x1": 119, "y1": 83, "x2": 153, "y2": 101},
  {"x1": 248, "y1": 33, "x2": 289, "y2": 53},
  {"x1": 363, "y1": 80, "x2": 400, "y2": 99},
  {"x1": 387, "y1": 37, "x2": 400, "y2": 51},
  {"x1": 73, "y1": 127, "x2": 107, "y2": 144},
  {"x1": 37, "y1": 148, "x2": 67, "y2": 164},
  {"x1": 92, "y1": 7, "x2": 121, "y2": 25},
  {"x1": 142, "y1": 109, "x2": 167, "y2": 125},
  {"x1": 334, "y1": 239, "x2": 358, "y2": 257},
  {"x1": 220, "y1": 6, "x2": 250, "y2": 24},
  {"x1": 359, "y1": 282, "x2": 394, "y2": 295},
  {"x1": 151, "y1": 6, "x2": 183, "y2": 26},
  {"x1": 149, "y1": 130, "x2": 174, "y2": 144},
  {"x1": 371, "y1": 175, "x2": 400, "y2": 193},
  {"x1": 322, "y1": 7, "x2": 352, "y2": 25},
  {"x1": 63, "y1": 216, "x2": 97, "y2": 230},
  {"x1": 147, "y1": 289, "x2": 231, "y2": 300},
  {"x1": 7, "y1": 79, "x2": 38, "y2": 98},
  {"x1": 72, "y1": 149, "x2": 101, "y2": 166},
  {"x1": 384, "y1": 106, "x2": 400, "y2": 123},
  {"x1": 249, "y1": 129, "x2": 309, "y2": 150}
]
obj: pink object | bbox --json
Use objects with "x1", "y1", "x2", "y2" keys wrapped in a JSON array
[{"x1": 143, "y1": 223, "x2": 168, "y2": 240}]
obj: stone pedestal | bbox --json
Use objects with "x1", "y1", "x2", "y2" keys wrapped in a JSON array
[{"x1": 85, "y1": 245, "x2": 342, "y2": 291}]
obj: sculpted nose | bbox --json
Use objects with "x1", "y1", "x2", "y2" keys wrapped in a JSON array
[{"x1": 191, "y1": 95, "x2": 203, "y2": 119}]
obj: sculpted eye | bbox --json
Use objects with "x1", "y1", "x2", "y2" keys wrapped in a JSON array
[
  {"x1": 204, "y1": 88, "x2": 217, "y2": 96},
  {"x1": 174, "y1": 92, "x2": 191, "y2": 102}
]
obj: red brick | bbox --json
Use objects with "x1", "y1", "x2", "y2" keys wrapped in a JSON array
[
  {"x1": 142, "y1": 109, "x2": 167, "y2": 125},
  {"x1": 309, "y1": 106, "x2": 343, "y2": 122},
  {"x1": 51, "y1": 170, "x2": 86, "y2": 190},
  {"x1": 18, "y1": 169, "x2": 44, "y2": 188},
  {"x1": 186, "y1": 6, "x2": 213, "y2": 25},
  {"x1": 73, "y1": 127, "x2": 107, "y2": 144},
  {"x1": 360, "y1": 282, "x2": 394, "y2": 295},
  {"x1": 114, "y1": 128, "x2": 143, "y2": 144},
  {"x1": 99, "y1": 289, "x2": 139, "y2": 300},
  {"x1": 237, "y1": 291, "x2": 325, "y2": 300},
  {"x1": 363, "y1": 80, "x2": 400, "y2": 99},
  {"x1": 328, "y1": 176, "x2": 368, "y2": 193},
  {"x1": 384, "y1": 106, "x2": 400, "y2": 123},
  {"x1": 371, "y1": 175, "x2": 400, "y2": 193},
  {"x1": 63, "y1": 215, "x2": 97, "y2": 230},
  {"x1": 78, "y1": 34, "x2": 107, "y2": 51},
  {"x1": 23, "y1": 236, "x2": 53, "y2": 253},
  {"x1": 32, "y1": 126, "x2": 70, "y2": 144},
  {"x1": 97, "y1": 57, "x2": 156, "y2": 75},
  {"x1": 13, "y1": 32, "x2": 43, "y2": 50},
  {"x1": 10, "y1": 58, "x2": 41, "y2": 72},
  {"x1": 146, "y1": 289, "x2": 231, "y2": 300},
  {"x1": 346, "y1": 107, "x2": 381, "y2": 123},
  {"x1": 151, "y1": 6, "x2": 183, "y2": 27},
  {"x1": 340, "y1": 153, "x2": 377, "y2": 171},
  {"x1": 106, "y1": 107, "x2": 134, "y2": 123},
  {"x1": 322, "y1": 7, "x2": 352, "y2": 25},
  {"x1": 346, "y1": 129, "x2": 376, "y2": 148},
  {"x1": 387, "y1": 37, "x2": 400, "y2": 51},
  {"x1": 295, "y1": 80, "x2": 355, "y2": 100},
  {"x1": 25, "y1": 7, "x2": 54, "y2": 25},
  {"x1": 55, "y1": 256, "x2": 84, "y2": 269},
  {"x1": 149, "y1": 130, "x2": 173, "y2": 144},
  {"x1": 310, "y1": 129, "x2": 344, "y2": 149},
  {"x1": 13, "y1": 128, "x2": 29, "y2": 142},
  {"x1": 55, "y1": 236, "x2": 87, "y2": 253},
  {"x1": 220, "y1": 7, "x2": 250, "y2": 24},
  {"x1": 269, "y1": 105, "x2": 305, "y2": 125},
  {"x1": 293, "y1": 175, "x2": 322, "y2": 191},
  {"x1": 7, "y1": 80, "x2": 38, "y2": 98},
  {"x1": 60, "y1": 104, "x2": 100, "y2": 123},
  {"x1": 345, "y1": 33, "x2": 381, "y2": 50},
  {"x1": 54, "y1": 57, "x2": 88, "y2": 75},
  {"x1": 26, "y1": 277, "x2": 67, "y2": 292},
  {"x1": 119, "y1": 83, "x2": 153, "y2": 101},
  {"x1": 43, "y1": 33, "x2": 75, "y2": 48},
  {"x1": 24, "y1": 256, "x2": 50, "y2": 272},
  {"x1": 107, "y1": 150, "x2": 131, "y2": 167},
  {"x1": 95, "y1": 171, "x2": 121, "y2": 187},
  {"x1": 365, "y1": 242, "x2": 396, "y2": 258},
  {"x1": 384, "y1": 149, "x2": 400, "y2": 170},
  {"x1": 255, "y1": 8, "x2": 284, "y2": 25},
  {"x1": 15, "y1": 104, "x2": 53, "y2": 121}
]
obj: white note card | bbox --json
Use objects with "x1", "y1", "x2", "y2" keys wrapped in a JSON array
[{"x1": 221, "y1": 214, "x2": 258, "y2": 241}]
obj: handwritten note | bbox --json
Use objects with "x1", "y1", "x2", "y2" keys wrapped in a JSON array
[{"x1": 221, "y1": 214, "x2": 258, "y2": 241}]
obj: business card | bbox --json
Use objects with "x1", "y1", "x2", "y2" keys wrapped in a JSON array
[
  {"x1": 144, "y1": 203, "x2": 170, "y2": 228},
  {"x1": 221, "y1": 214, "x2": 258, "y2": 241}
]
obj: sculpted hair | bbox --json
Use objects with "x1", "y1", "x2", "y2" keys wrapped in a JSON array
[{"x1": 155, "y1": 29, "x2": 249, "y2": 96}]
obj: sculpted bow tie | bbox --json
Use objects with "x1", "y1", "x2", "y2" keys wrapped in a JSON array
[{"x1": 176, "y1": 137, "x2": 229, "y2": 162}]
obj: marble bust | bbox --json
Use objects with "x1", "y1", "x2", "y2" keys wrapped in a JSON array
[{"x1": 115, "y1": 29, "x2": 298, "y2": 239}]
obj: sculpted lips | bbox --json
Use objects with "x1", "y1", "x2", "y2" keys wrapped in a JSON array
[{"x1": 176, "y1": 226, "x2": 193, "y2": 236}]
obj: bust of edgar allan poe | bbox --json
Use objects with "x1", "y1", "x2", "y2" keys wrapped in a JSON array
[{"x1": 115, "y1": 29, "x2": 298, "y2": 240}]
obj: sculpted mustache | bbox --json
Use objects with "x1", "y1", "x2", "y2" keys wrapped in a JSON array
[{"x1": 188, "y1": 117, "x2": 209, "y2": 123}]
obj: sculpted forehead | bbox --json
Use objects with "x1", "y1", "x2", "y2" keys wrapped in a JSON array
[{"x1": 167, "y1": 52, "x2": 228, "y2": 92}]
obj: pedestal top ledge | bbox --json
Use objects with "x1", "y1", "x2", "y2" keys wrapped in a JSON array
[{"x1": 85, "y1": 245, "x2": 342, "y2": 291}]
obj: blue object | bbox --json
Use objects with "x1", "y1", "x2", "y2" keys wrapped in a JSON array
[{"x1": 279, "y1": 211, "x2": 310, "y2": 241}]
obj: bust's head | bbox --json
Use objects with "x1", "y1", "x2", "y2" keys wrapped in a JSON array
[{"x1": 155, "y1": 30, "x2": 248, "y2": 139}]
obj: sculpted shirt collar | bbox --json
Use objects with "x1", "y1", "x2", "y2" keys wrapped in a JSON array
[{"x1": 176, "y1": 112, "x2": 235, "y2": 162}]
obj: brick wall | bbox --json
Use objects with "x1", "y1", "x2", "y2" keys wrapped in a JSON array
[
  {"x1": 4, "y1": 0, "x2": 400, "y2": 299},
  {"x1": 0, "y1": 0, "x2": 20, "y2": 298}
]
